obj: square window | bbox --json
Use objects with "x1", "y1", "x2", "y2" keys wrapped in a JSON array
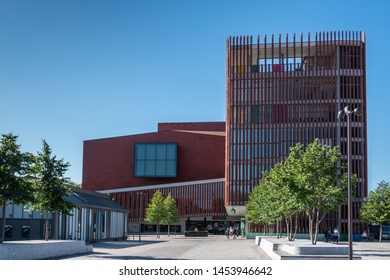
[{"x1": 134, "y1": 143, "x2": 177, "y2": 177}]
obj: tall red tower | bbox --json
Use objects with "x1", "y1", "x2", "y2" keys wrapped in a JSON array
[{"x1": 226, "y1": 31, "x2": 367, "y2": 233}]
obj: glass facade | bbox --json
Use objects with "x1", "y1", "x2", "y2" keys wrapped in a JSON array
[
  {"x1": 0, "y1": 203, "x2": 52, "y2": 220},
  {"x1": 134, "y1": 142, "x2": 178, "y2": 177}
]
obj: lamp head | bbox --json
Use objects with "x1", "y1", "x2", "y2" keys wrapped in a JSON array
[
  {"x1": 337, "y1": 110, "x2": 345, "y2": 119},
  {"x1": 353, "y1": 107, "x2": 361, "y2": 116}
]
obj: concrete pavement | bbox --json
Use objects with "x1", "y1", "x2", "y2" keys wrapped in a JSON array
[
  {"x1": 257, "y1": 237, "x2": 390, "y2": 260},
  {"x1": 53, "y1": 234, "x2": 390, "y2": 260},
  {"x1": 55, "y1": 234, "x2": 271, "y2": 260},
  {"x1": 353, "y1": 240, "x2": 390, "y2": 259}
]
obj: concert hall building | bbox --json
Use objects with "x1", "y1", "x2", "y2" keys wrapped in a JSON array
[
  {"x1": 82, "y1": 122, "x2": 230, "y2": 233},
  {"x1": 82, "y1": 31, "x2": 367, "y2": 236}
]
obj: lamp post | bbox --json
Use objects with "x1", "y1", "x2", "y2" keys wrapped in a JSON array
[
  {"x1": 137, "y1": 191, "x2": 144, "y2": 242},
  {"x1": 337, "y1": 106, "x2": 361, "y2": 260}
]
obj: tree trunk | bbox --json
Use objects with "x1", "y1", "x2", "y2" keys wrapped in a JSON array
[
  {"x1": 45, "y1": 211, "x2": 49, "y2": 241},
  {"x1": 308, "y1": 209, "x2": 314, "y2": 244},
  {"x1": 380, "y1": 223, "x2": 383, "y2": 242},
  {"x1": 313, "y1": 209, "x2": 320, "y2": 245},
  {"x1": 284, "y1": 218, "x2": 290, "y2": 240},
  {"x1": 293, "y1": 214, "x2": 298, "y2": 241},
  {"x1": 1, "y1": 200, "x2": 7, "y2": 243},
  {"x1": 285, "y1": 217, "x2": 290, "y2": 240},
  {"x1": 276, "y1": 221, "x2": 279, "y2": 239},
  {"x1": 168, "y1": 224, "x2": 170, "y2": 237}
]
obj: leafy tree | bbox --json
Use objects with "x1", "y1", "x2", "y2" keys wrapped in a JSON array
[
  {"x1": 0, "y1": 133, "x2": 34, "y2": 243},
  {"x1": 246, "y1": 160, "x2": 303, "y2": 240},
  {"x1": 360, "y1": 180, "x2": 390, "y2": 242},
  {"x1": 266, "y1": 161, "x2": 303, "y2": 241},
  {"x1": 290, "y1": 140, "x2": 349, "y2": 244},
  {"x1": 31, "y1": 140, "x2": 74, "y2": 241},
  {"x1": 246, "y1": 178, "x2": 283, "y2": 236},
  {"x1": 162, "y1": 193, "x2": 179, "y2": 237},
  {"x1": 144, "y1": 190, "x2": 166, "y2": 238},
  {"x1": 247, "y1": 139, "x2": 351, "y2": 245}
]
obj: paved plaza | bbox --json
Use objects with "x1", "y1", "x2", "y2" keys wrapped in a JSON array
[
  {"x1": 54, "y1": 234, "x2": 390, "y2": 260},
  {"x1": 55, "y1": 234, "x2": 270, "y2": 260}
]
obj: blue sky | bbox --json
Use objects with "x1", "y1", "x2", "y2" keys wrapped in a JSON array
[{"x1": 1, "y1": 0, "x2": 389, "y2": 191}]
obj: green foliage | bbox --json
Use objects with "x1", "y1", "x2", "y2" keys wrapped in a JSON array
[
  {"x1": 246, "y1": 178, "x2": 282, "y2": 227},
  {"x1": 246, "y1": 139, "x2": 350, "y2": 244},
  {"x1": 162, "y1": 193, "x2": 179, "y2": 224},
  {"x1": 162, "y1": 193, "x2": 179, "y2": 237},
  {"x1": 145, "y1": 190, "x2": 180, "y2": 238},
  {"x1": 292, "y1": 140, "x2": 348, "y2": 210},
  {"x1": 145, "y1": 190, "x2": 165, "y2": 224},
  {"x1": 144, "y1": 190, "x2": 166, "y2": 238},
  {"x1": 0, "y1": 133, "x2": 34, "y2": 204},
  {"x1": 31, "y1": 140, "x2": 74, "y2": 240},
  {"x1": 360, "y1": 181, "x2": 390, "y2": 242},
  {"x1": 0, "y1": 133, "x2": 34, "y2": 243}
]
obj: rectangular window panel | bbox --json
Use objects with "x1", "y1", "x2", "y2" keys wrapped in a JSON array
[
  {"x1": 156, "y1": 144, "x2": 166, "y2": 160},
  {"x1": 136, "y1": 144, "x2": 145, "y2": 159},
  {"x1": 13, "y1": 204, "x2": 23, "y2": 219},
  {"x1": 166, "y1": 144, "x2": 177, "y2": 160},
  {"x1": 145, "y1": 144, "x2": 155, "y2": 160},
  {"x1": 155, "y1": 161, "x2": 166, "y2": 176},
  {"x1": 145, "y1": 160, "x2": 156, "y2": 176},
  {"x1": 135, "y1": 160, "x2": 145, "y2": 176},
  {"x1": 166, "y1": 160, "x2": 177, "y2": 177},
  {"x1": 134, "y1": 143, "x2": 177, "y2": 177}
]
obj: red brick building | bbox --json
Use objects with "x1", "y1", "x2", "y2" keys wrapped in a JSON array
[
  {"x1": 225, "y1": 31, "x2": 367, "y2": 234},
  {"x1": 82, "y1": 31, "x2": 367, "y2": 236},
  {"x1": 82, "y1": 122, "x2": 231, "y2": 233}
]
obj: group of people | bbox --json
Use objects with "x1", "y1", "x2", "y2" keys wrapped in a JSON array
[
  {"x1": 225, "y1": 226, "x2": 239, "y2": 239},
  {"x1": 325, "y1": 228, "x2": 371, "y2": 243},
  {"x1": 324, "y1": 228, "x2": 340, "y2": 243}
]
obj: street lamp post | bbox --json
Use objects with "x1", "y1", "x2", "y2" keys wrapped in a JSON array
[
  {"x1": 137, "y1": 191, "x2": 144, "y2": 242},
  {"x1": 337, "y1": 105, "x2": 361, "y2": 260}
]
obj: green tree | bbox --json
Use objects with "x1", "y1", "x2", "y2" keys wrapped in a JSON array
[
  {"x1": 0, "y1": 133, "x2": 34, "y2": 243},
  {"x1": 31, "y1": 140, "x2": 74, "y2": 241},
  {"x1": 290, "y1": 140, "x2": 349, "y2": 244},
  {"x1": 246, "y1": 160, "x2": 303, "y2": 240},
  {"x1": 162, "y1": 193, "x2": 179, "y2": 237},
  {"x1": 267, "y1": 160, "x2": 303, "y2": 241},
  {"x1": 246, "y1": 178, "x2": 283, "y2": 236},
  {"x1": 247, "y1": 139, "x2": 350, "y2": 244},
  {"x1": 144, "y1": 190, "x2": 166, "y2": 238},
  {"x1": 360, "y1": 180, "x2": 390, "y2": 242}
]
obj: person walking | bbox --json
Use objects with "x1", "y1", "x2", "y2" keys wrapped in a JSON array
[
  {"x1": 362, "y1": 230, "x2": 368, "y2": 241},
  {"x1": 333, "y1": 228, "x2": 340, "y2": 243},
  {"x1": 225, "y1": 227, "x2": 230, "y2": 239},
  {"x1": 233, "y1": 227, "x2": 238, "y2": 239}
]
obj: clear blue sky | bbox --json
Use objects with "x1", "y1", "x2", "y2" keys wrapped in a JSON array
[{"x1": 1, "y1": 0, "x2": 389, "y2": 191}]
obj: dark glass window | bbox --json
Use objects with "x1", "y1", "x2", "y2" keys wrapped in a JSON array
[{"x1": 134, "y1": 143, "x2": 177, "y2": 177}]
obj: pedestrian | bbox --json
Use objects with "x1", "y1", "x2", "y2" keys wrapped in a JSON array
[
  {"x1": 324, "y1": 229, "x2": 330, "y2": 242},
  {"x1": 229, "y1": 226, "x2": 234, "y2": 238},
  {"x1": 326, "y1": 229, "x2": 331, "y2": 243},
  {"x1": 233, "y1": 227, "x2": 238, "y2": 239},
  {"x1": 362, "y1": 230, "x2": 368, "y2": 241},
  {"x1": 333, "y1": 228, "x2": 340, "y2": 243},
  {"x1": 225, "y1": 227, "x2": 230, "y2": 239}
]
